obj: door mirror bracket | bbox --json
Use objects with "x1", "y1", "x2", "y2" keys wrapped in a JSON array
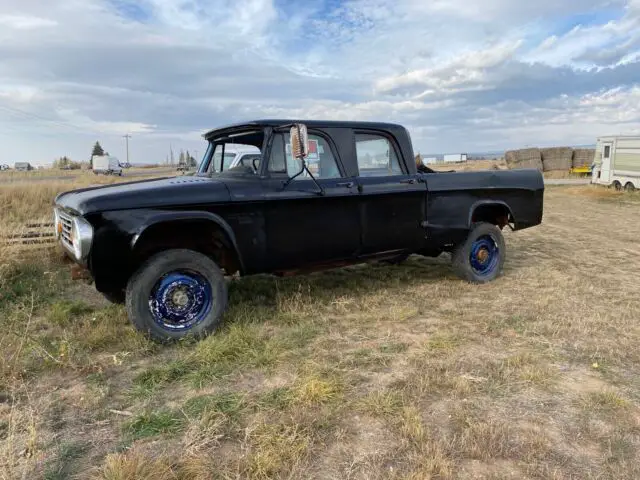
[{"x1": 280, "y1": 124, "x2": 325, "y2": 196}]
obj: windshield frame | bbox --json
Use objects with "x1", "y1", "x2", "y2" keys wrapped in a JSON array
[{"x1": 197, "y1": 128, "x2": 266, "y2": 175}]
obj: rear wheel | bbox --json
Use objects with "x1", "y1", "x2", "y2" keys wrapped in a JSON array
[
  {"x1": 452, "y1": 222, "x2": 506, "y2": 283},
  {"x1": 126, "y1": 249, "x2": 228, "y2": 342},
  {"x1": 613, "y1": 181, "x2": 622, "y2": 191},
  {"x1": 624, "y1": 182, "x2": 635, "y2": 192}
]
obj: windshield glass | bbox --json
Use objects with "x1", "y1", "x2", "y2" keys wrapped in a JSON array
[
  {"x1": 212, "y1": 152, "x2": 237, "y2": 172},
  {"x1": 198, "y1": 129, "x2": 265, "y2": 174}
]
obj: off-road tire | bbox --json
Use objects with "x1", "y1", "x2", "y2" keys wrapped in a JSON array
[
  {"x1": 452, "y1": 222, "x2": 506, "y2": 284},
  {"x1": 125, "y1": 249, "x2": 227, "y2": 342}
]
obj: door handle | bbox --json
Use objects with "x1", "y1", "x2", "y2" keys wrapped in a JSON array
[
  {"x1": 337, "y1": 182, "x2": 355, "y2": 188},
  {"x1": 400, "y1": 178, "x2": 417, "y2": 185}
]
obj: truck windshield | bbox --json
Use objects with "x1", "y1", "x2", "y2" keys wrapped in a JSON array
[
  {"x1": 213, "y1": 152, "x2": 237, "y2": 172},
  {"x1": 198, "y1": 129, "x2": 265, "y2": 174}
]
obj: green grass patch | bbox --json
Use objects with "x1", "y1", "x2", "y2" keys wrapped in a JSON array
[
  {"x1": 379, "y1": 342, "x2": 409, "y2": 354},
  {"x1": 258, "y1": 387, "x2": 294, "y2": 411},
  {"x1": 43, "y1": 442, "x2": 88, "y2": 480},
  {"x1": 131, "y1": 360, "x2": 190, "y2": 398},
  {"x1": 124, "y1": 410, "x2": 185, "y2": 441},
  {"x1": 357, "y1": 390, "x2": 404, "y2": 418},
  {"x1": 188, "y1": 323, "x2": 284, "y2": 387},
  {"x1": 0, "y1": 262, "x2": 65, "y2": 313},
  {"x1": 46, "y1": 300, "x2": 94, "y2": 326},
  {"x1": 183, "y1": 392, "x2": 246, "y2": 419}
]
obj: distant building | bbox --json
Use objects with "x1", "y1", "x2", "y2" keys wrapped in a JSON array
[
  {"x1": 14, "y1": 162, "x2": 33, "y2": 171},
  {"x1": 423, "y1": 157, "x2": 439, "y2": 165},
  {"x1": 443, "y1": 154, "x2": 468, "y2": 163}
]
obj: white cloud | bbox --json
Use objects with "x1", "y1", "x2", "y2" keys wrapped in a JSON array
[
  {"x1": 0, "y1": 14, "x2": 57, "y2": 29},
  {"x1": 374, "y1": 41, "x2": 523, "y2": 96},
  {"x1": 0, "y1": 0, "x2": 639, "y2": 164}
]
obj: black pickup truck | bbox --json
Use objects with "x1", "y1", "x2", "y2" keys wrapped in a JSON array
[{"x1": 53, "y1": 120, "x2": 544, "y2": 341}]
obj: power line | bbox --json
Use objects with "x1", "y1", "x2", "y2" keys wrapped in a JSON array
[{"x1": 0, "y1": 104, "x2": 93, "y2": 134}]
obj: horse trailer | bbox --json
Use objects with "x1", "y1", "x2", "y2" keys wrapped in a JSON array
[{"x1": 592, "y1": 136, "x2": 640, "y2": 191}]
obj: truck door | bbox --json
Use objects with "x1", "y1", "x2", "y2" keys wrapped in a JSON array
[
  {"x1": 353, "y1": 132, "x2": 427, "y2": 255},
  {"x1": 261, "y1": 131, "x2": 361, "y2": 270}
]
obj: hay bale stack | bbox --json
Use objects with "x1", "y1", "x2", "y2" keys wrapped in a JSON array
[
  {"x1": 505, "y1": 148, "x2": 543, "y2": 171},
  {"x1": 572, "y1": 149, "x2": 596, "y2": 168},
  {"x1": 541, "y1": 147, "x2": 573, "y2": 172}
]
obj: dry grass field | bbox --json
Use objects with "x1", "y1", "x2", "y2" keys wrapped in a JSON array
[
  {"x1": 0, "y1": 171, "x2": 175, "y2": 230},
  {"x1": 1, "y1": 179, "x2": 640, "y2": 479}
]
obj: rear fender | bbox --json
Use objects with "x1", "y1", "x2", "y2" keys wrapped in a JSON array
[{"x1": 468, "y1": 200, "x2": 515, "y2": 229}]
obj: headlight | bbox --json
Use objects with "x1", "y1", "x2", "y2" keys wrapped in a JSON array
[
  {"x1": 53, "y1": 208, "x2": 61, "y2": 240},
  {"x1": 55, "y1": 208, "x2": 93, "y2": 264},
  {"x1": 71, "y1": 216, "x2": 93, "y2": 263}
]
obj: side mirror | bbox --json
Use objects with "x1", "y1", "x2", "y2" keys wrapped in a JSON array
[{"x1": 290, "y1": 124, "x2": 309, "y2": 160}]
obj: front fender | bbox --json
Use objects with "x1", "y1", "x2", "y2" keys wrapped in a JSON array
[
  {"x1": 88, "y1": 209, "x2": 245, "y2": 294},
  {"x1": 131, "y1": 210, "x2": 245, "y2": 273}
]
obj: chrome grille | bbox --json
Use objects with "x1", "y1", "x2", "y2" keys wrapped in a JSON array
[{"x1": 58, "y1": 210, "x2": 74, "y2": 250}]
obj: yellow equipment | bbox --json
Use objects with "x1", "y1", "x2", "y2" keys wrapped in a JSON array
[{"x1": 570, "y1": 166, "x2": 592, "y2": 176}]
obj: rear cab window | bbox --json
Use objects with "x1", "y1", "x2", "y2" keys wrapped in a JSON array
[{"x1": 355, "y1": 133, "x2": 404, "y2": 177}]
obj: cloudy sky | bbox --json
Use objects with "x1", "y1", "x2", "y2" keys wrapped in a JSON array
[{"x1": 1, "y1": 0, "x2": 640, "y2": 165}]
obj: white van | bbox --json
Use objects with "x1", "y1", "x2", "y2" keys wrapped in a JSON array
[
  {"x1": 591, "y1": 136, "x2": 640, "y2": 191},
  {"x1": 92, "y1": 155, "x2": 123, "y2": 176}
]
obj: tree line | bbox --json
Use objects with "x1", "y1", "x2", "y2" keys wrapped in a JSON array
[{"x1": 53, "y1": 141, "x2": 198, "y2": 170}]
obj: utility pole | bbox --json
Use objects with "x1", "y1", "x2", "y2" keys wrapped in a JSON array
[{"x1": 123, "y1": 134, "x2": 131, "y2": 165}]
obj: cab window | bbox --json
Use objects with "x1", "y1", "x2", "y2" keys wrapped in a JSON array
[
  {"x1": 355, "y1": 133, "x2": 403, "y2": 177},
  {"x1": 269, "y1": 133, "x2": 341, "y2": 179}
]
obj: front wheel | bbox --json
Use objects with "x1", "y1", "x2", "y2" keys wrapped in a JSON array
[
  {"x1": 126, "y1": 249, "x2": 228, "y2": 342},
  {"x1": 452, "y1": 222, "x2": 506, "y2": 284}
]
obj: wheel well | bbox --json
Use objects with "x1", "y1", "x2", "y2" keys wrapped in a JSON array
[
  {"x1": 133, "y1": 220, "x2": 242, "y2": 276},
  {"x1": 471, "y1": 203, "x2": 513, "y2": 229}
]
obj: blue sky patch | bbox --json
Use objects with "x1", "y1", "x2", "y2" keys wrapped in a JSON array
[{"x1": 106, "y1": 0, "x2": 152, "y2": 23}]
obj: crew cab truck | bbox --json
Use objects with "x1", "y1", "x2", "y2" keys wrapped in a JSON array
[{"x1": 53, "y1": 120, "x2": 544, "y2": 342}]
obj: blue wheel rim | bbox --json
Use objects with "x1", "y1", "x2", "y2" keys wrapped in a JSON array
[
  {"x1": 469, "y1": 235, "x2": 500, "y2": 277},
  {"x1": 149, "y1": 270, "x2": 213, "y2": 331}
]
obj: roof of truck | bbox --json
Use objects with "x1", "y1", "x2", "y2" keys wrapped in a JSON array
[{"x1": 203, "y1": 119, "x2": 407, "y2": 139}]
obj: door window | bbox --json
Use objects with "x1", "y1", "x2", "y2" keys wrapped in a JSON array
[
  {"x1": 604, "y1": 145, "x2": 611, "y2": 158},
  {"x1": 269, "y1": 133, "x2": 341, "y2": 179},
  {"x1": 355, "y1": 134, "x2": 403, "y2": 177}
]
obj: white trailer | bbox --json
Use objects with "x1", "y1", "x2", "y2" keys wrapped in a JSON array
[
  {"x1": 92, "y1": 155, "x2": 123, "y2": 176},
  {"x1": 591, "y1": 136, "x2": 640, "y2": 191},
  {"x1": 423, "y1": 157, "x2": 439, "y2": 165},
  {"x1": 443, "y1": 153, "x2": 468, "y2": 163}
]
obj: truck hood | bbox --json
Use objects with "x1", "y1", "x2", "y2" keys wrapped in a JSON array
[{"x1": 55, "y1": 176, "x2": 231, "y2": 215}]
